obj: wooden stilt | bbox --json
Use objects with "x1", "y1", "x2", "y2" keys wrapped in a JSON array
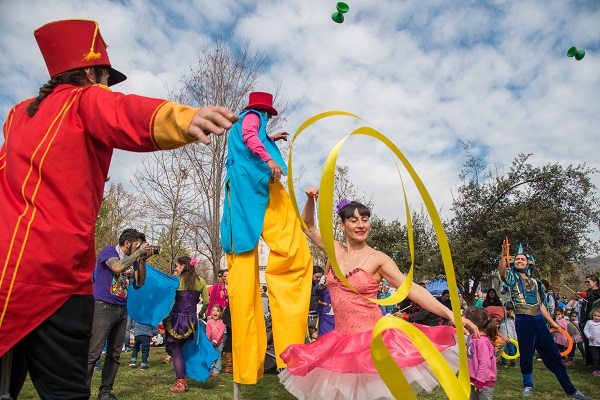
[
  {"x1": 0, "y1": 349, "x2": 13, "y2": 399},
  {"x1": 233, "y1": 382, "x2": 241, "y2": 400}
]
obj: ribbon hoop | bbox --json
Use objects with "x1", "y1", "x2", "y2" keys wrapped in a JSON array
[{"x1": 287, "y1": 111, "x2": 470, "y2": 399}]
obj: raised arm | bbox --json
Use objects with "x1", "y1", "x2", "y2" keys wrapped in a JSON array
[
  {"x1": 302, "y1": 187, "x2": 325, "y2": 252},
  {"x1": 498, "y1": 241, "x2": 509, "y2": 283},
  {"x1": 106, "y1": 243, "x2": 151, "y2": 275},
  {"x1": 133, "y1": 260, "x2": 147, "y2": 289}
]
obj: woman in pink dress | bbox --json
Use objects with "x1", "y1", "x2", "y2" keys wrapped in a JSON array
[{"x1": 279, "y1": 187, "x2": 478, "y2": 399}]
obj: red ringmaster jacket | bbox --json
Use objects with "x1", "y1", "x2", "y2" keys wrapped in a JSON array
[{"x1": 0, "y1": 83, "x2": 200, "y2": 356}]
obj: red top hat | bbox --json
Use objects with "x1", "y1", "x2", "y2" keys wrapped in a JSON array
[
  {"x1": 243, "y1": 92, "x2": 278, "y2": 116},
  {"x1": 34, "y1": 19, "x2": 126, "y2": 86}
]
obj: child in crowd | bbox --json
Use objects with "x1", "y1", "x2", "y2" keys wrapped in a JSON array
[
  {"x1": 129, "y1": 321, "x2": 159, "y2": 370},
  {"x1": 553, "y1": 308, "x2": 570, "y2": 362},
  {"x1": 566, "y1": 311, "x2": 585, "y2": 365},
  {"x1": 583, "y1": 308, "x2": 600, "y2": 376},
  {"x1": 465, "y1": 307, "x2": 497, "y2": 399},
  {"x1": 307, "y1": 327, "x2": 318, "y2": 343},
  {"x1": 499, "y1": 302, "x2": 517, "y2": 367},
  {"x1": 205, "y1": 305, "x2": 226, "y2": 377}
]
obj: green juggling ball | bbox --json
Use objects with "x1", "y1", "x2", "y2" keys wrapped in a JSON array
[
  {"x1": 567, "y1": 46, "x2": 585, "y2": 61},
  {"x1": 332, "y1": 2, "x2": 349, "y2": 24}
]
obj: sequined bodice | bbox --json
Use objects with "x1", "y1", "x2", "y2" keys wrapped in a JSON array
[{"x1": 327, "y1": 268, "x2": 383, "y2": 334}]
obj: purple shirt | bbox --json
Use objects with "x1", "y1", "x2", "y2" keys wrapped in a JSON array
[{"x1": 93, "y1": 246, "x2": 136, "y2": 306}]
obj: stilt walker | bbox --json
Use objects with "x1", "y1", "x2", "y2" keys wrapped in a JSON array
[{"x1": 221, "y1": 92, "x2": 312, "y2": 388}]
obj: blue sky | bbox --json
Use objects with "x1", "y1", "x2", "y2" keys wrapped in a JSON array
[{"x1": 1, "y1": 0, "x2": 599, "y2": 242}]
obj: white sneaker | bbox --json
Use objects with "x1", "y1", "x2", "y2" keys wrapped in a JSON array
[{"x1": 522, "y1": 387, "x2": 533, "y2": 396}]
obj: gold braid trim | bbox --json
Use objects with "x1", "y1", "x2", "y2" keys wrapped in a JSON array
[{"x1": 164, "y1": 316, "x2": 196, "y2": 340}]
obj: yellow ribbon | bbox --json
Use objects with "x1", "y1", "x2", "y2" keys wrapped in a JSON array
[{"x1": 287, "y1": 111, "x2": 470, "y2": 399}]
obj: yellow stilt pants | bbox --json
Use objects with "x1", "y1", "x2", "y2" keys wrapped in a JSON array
[{"x1": 226, "y1": 180, "x2": 312, "y2": 384}]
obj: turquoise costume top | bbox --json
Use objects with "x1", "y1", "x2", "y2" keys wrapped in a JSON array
[
  {"x1": 503, "y1": 268, "x2": 548, "y2": 315},
  {"x1": 220, "y1": 109, "x2": 287, "y2": 254}
]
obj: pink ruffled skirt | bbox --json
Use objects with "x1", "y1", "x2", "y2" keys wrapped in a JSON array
[{"x1": 279, "y1": 324, "x2": 459, "y2": 400}]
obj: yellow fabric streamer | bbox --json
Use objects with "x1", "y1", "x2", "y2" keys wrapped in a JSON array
[{"x1": 287, "y1": 111, "x2": 470, "y2": 399}]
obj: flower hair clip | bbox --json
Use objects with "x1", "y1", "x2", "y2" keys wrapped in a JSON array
[
  {"x1": 190, "y1": 258, "x2": 197, "y2": 267},
  {"x1": 336, "y1": 199, "x2": 351, "y2": 216}
]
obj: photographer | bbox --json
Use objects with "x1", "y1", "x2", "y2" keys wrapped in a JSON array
[{"x1": 86, "y1": 229, "x2": 155, "y2": 400}]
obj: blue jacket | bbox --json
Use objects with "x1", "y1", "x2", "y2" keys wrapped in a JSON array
[{"x1": 220, "y1": 109, "x2": 287, "y2": 254}]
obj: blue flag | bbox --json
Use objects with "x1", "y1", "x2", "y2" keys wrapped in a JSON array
[{"x1": 127, "y1": 265, "x2": 179, "y2": 326}]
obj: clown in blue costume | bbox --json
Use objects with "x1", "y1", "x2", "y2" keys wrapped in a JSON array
[
  {"x1": 220, "y1": 92, "x2": 312, "y2": 385},
  {"x1": 498, "y1": 242, "x2": 592, "y2": 399}
]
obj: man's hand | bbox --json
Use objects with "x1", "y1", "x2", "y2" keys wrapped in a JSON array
[
  {"x1": 271, "y1": 131, "x2": 289, "y2": 142},
  {"x1": 188, "y1": 106, "x2": 239, "y2": 145},
  {"x1": 318, "y1": 275, "x2": 327, "y2": 287},
  {"x1": 266, "y1": 159, "x2": 284, "y2": 180},
  {"x1": 137, "y1": 243, "x2": 152, "y2": 261}
]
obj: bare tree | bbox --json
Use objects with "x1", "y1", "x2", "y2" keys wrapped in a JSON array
[
  {"x1": 166, "y1": 39, "x2": 289, "y2": 283},
  {"x1": 95, "y1": 182, "x2": 141, "y2": 254},
  {"x1": 130, "y1": 149, "x2": 197, "y2": 271}
]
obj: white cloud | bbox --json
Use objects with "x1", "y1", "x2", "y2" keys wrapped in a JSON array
[{"x1": 1, "y1": 0, "x2": 599, "y2": 243}]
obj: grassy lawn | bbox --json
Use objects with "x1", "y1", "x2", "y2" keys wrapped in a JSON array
[{"x1": 18, "y1": 349, "x2": 597, "y2": 399}]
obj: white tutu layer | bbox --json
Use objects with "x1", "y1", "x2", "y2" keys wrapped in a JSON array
[{"x1": 279, "y1": 344, "x2": 459, "y2": 400}]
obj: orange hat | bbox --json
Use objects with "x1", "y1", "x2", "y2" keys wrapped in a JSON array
[
  {"x1": 243, "y1": 92, "x2": 278, "y2": 116},
  {"x1": 34, "y1": 19, "x2": 126, "y2": 86}
]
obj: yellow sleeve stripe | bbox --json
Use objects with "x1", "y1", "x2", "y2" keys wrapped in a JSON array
[{"x1": 151, "y1": 102, "x2": 199, "y2": 150}]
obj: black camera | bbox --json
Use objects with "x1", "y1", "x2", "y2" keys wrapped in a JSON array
[{"x1": 150, "y1": 245, "x2": 160, "y2": 255}]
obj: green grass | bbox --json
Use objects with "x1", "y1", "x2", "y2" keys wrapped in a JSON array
[{"x1": 18, "y1": 349, "x2": 597, "y2": 399}]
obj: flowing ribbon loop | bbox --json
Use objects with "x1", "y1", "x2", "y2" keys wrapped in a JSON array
[{"x1": 287, "y1": 112, "x2": 470, "y2": 399}]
